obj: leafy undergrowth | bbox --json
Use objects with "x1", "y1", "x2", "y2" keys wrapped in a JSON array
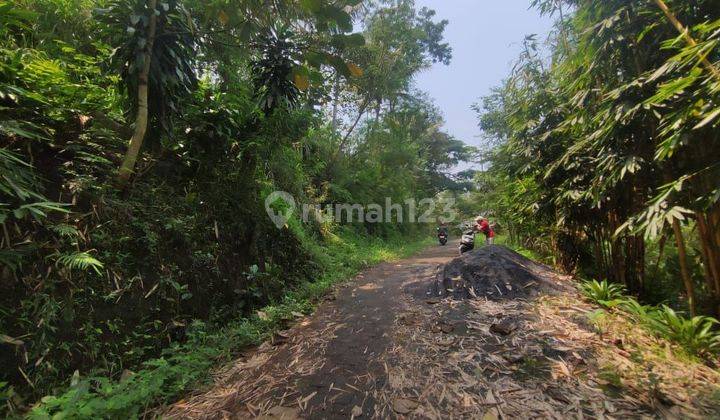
[
  {"x1": 537, "y1": 294, "x2": 720, "y2": 416},
  {"x1": 24, "y1": 231, "x2": 432, "y2": 419},
  {"x1": 580, "y1": 280, "x2": 720, "y2": 358},
  {"x1": 496, "y1": 240, "x2": 720, "y2": 411},
  {"x1": 579, "y1": 279, "x2": 627, "y2": 309},
  {"x1": 494, "y1": 238, "x2": 720, "y2": 361}
]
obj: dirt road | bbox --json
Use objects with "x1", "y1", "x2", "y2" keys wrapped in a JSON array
[{"x1": 167, "y1": 244, "x2": 720, "y2": 419}]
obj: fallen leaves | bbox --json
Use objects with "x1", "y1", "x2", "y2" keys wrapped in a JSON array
[
  {"x1": 377, "y1": 291, "x2": 695, "y2": 418},
  {"x1": 258, "y1": 406, "x2": 300, "y2": 419},
  {"x1": 164, "y1": 253, "x2": 720, "y2": 420},
  {"x1": 430, "y1": 319, "x2": 455, "y2": 333},
  {"x1": 482, "y1": 389, "x2": 501, "y2": 419},
  {"x1": 551, "y1": 359, "x2": 573, "y2": 379},
  {"x1": 272, "y1": 330, "x2": 291, "y2": 346},
  {"x1": 392, "y1": 398, "x2": 418, "y2": 414},
  {"x1": 0, "y1": 334, "x2": 24, "y2": 346},
  {"x1": 297, "y1": 391, "x2": 317, "y2": 410},
  {"x1": 242, "y1": 353, "x2": 270, "y2": 370},
  {"x1": 489, "y1": 319, "x2": 517, "y2": 336}
]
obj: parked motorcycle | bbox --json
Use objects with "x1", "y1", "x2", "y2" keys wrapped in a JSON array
[{"x1": 459, "y1": 229, "x2": 475, "y2": 254}]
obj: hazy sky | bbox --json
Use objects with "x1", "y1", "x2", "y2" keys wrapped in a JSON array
[{"x1": 413, "y1": 1, "x2": 555, "y2": 151}]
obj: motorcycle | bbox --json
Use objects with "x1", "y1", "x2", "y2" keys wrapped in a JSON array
[
  {"x1": 459, "y1": 229, "x2": 475, "y2": 254},
  {"x1": 437, "y1": 230, "x2": 448, "y2": 245}
]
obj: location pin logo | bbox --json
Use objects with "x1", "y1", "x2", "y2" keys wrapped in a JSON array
[{"x1": 265, "y1": 191, "x2": 296, "y2": 229}]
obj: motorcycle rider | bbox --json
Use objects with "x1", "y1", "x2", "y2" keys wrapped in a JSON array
[
  {"x1": 437, "y1": 221, "x2": 449, "y2": 236},
  {"x1": 436, "y1": 221, "x2": 449, "y2": 245}
]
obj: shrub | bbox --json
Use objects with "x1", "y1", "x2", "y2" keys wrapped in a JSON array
[
  {"x1": 581, "y1": 281, "x2": 720, "y2": 357},
  {"x1": 622, "y1": 298, "x2": 720, "y2": 357},
  {"x1": 620, "y1": 298, "x2": 655, "y2": 319},
  {"x1": 27, "y1": 232, "x2": 431, "y2": 418},
  {"x1": 580, "y1": 279, "x2": 626, "y2": 308},
  {"x1": 650, "y1": 306, "x2": 720, "y2": 356}
]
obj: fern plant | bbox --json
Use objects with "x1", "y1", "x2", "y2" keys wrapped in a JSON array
[
  {"x1": 53, "y1": 251, "x2": 104, "y2": 275},
  {"x1": 0, "y1": 149, "x2": 69, "y2": 220},
  {"x1": 49, "y1": 223, "x2": 80, "y2": 238},
  {"x1": 580, "y1": 279, "x2": 626, "y2": 308}
]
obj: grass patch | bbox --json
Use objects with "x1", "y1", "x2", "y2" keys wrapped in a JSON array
[{"x1": 27, "y1": 230, "x2": 432, "y2": 419}]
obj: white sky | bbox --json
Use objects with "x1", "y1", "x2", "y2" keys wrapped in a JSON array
[{"x1": 413, "y1": 1, "x2": 555, "y2": 166}]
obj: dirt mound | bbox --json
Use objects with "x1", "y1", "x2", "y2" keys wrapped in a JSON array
[{"x1": 429, "y1": 245, "x2": 571, "y2": 300}]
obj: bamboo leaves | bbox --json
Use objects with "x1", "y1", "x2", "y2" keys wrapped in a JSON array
[
  {"x1": 477, "y1": 0, "x2": 720, "y2": 302},
  {"x1": 693, "y1": 108, "x2": 720, "y2": 129}
]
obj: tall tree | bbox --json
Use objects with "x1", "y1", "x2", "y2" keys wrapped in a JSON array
[{"x1": 118, "y1": 0, "x2": 158, "y2": 185}]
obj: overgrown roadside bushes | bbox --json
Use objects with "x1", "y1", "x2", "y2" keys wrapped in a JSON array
[
  {"x1": 21, "y1": 231, "x2": 430, "y2": 419},
  {"x1": 0, "y1": 0, "x2": 468, "y2": 416}
]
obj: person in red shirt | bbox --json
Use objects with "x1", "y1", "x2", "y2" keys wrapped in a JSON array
[{"x1": 475, "y1": 216, "x2": 495, "y2": 245}]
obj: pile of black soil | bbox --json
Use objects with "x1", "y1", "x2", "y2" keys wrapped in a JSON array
[{"x1": 428, "y1": 245, "x2": 572, "y2": 300}]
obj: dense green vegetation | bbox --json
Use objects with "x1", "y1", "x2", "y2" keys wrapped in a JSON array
[
  {"x1": 28, "y1": 232, "x2": 430, "y2": 418},
  {"x1": 473, "y1": 1, "x2": 720, "y2": 320},
  {"x1": 0, "y1": 0, "x2": 471, "y2": 414},
  {"x1": 4, "y1": 0, "x2": 719, "y2": 415}
]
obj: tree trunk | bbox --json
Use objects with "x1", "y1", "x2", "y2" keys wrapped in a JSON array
[
  {"x1": 652, "y1": 233, "x2": 667, "y2": 281},
  {"x1": 713, "y1": 208, "x2": 720, "y2": 254},
  {"x1": 625, "y1": 234, "x2": 645, "y2": 294},
  {"x1": 331, "y1": 73, "x2": 340, "y2": 130},
  {"x1": 595, "y1": 227, "x2": 613, "y2": 281},
  {"x1": 556, "y1": 0, "x2": 570, "y2": 54},
  {"x1": 672, "y1": 218, "x2": 696, "y2": 316},
  {"x1": 593, "y1": 239, "x2": 603, "y2": 274},
  {"x1": 608, "y1": 212, "x2": 626, "y2": 286},
  {"x1": 712, "y1": 207, "x2": 720, "y2": 274},
  {"x1": 710, "y1": 207, "x2": 720, "y2": 313},
  {"x1": 118, "y1": 0, "x2": 158, "y2": 186},
  {"x1": 697, "y1": 211, "x2": 720, "y2": 313},
  {"x1": 336, "y1": 97, "x2": 369, "y2": 156},
  {"x1": 697, "y1": 213, "x2": 715, "y2": 290}
]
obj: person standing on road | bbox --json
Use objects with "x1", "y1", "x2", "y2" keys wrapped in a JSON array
[{"x1": 475, "y1": 216, "x2": 495, "y2": 245}]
